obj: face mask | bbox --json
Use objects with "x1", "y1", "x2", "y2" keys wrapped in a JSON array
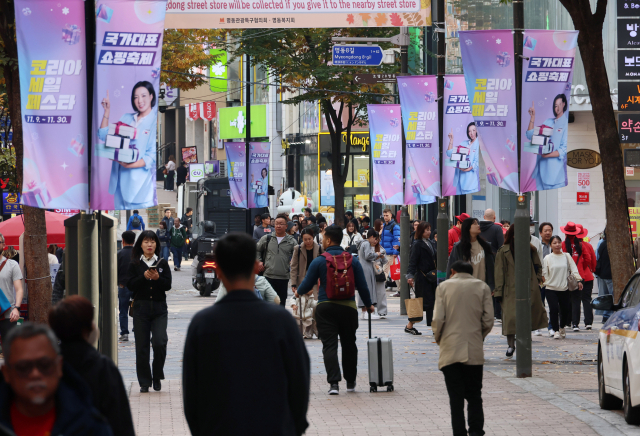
[{"x1": 530, "y1": 226, "x2": 535, "y2": 235}]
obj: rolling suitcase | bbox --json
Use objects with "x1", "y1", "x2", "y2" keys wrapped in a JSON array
[{"x1": 367, "y1": 311, "x2": 394, "y2": 392}]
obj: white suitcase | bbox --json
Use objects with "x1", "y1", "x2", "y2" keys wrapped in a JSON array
[{"x1": 367, "y1": 311, "x2": 394, "y2": 392}]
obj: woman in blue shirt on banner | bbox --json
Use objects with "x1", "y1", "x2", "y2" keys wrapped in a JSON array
[
  {"x1": 526, "y1": 94, "x2": 568, "y2": 190},
  {"x1": 251, "y1": 167, "x2": 269, "y2": 208},
  {"x1": 446, "y1": 122, "x2": 480, "y2": 195},
  {"x1": 99, "y1": 81, "x2": 157, "y2": 209}
]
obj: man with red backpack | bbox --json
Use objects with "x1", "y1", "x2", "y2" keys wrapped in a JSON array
[{"x1": 295, "y1": 225, "x2": 374, "y2": 396}]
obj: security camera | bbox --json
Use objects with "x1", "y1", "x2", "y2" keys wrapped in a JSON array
[{"x1": 158, "y1": 89, "x2": 167, "y2": 113}]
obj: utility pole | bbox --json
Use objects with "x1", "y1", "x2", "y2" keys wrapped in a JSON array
[
  {"x1": 399, "y1": 27, "x2": 410, "y2": 316},
  {"x1": 245, "y1": 54, "x2": 252, "y2": 234},
  {"x1": 512, "y1": 0, "x2": 532, "y2": 378}
]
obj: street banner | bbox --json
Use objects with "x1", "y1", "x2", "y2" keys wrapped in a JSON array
[
  {"x1": 320, "y1": 170, "x2": 334, "y2": 206},
  {"x1": 368, "y1": 104, "x2": 403, "y2": 205},
  {"x1": 248, "y1": 142, "x2": 270, "y2": 208},
  {"x1": 15, "y1": 0, "x2": 89, "y2": 209},
  {"x1": 92, "y1": 0, "x2": 167, "y2": 210},
  {"x1": 397, "y1": 76, "x2": 439, "y2": 204},
  {"x1": 519, "y1": 30, "x2": 578, "y2": 192},
  {"x1": 459, "y1": 30, "x2": 519, "y2": 193},
  {"x1": 442, "y1": 75, "x2": 480, "y2": 197},
  {"x1": 226, "y1": 142, "x2": 247, "y2": 208}
]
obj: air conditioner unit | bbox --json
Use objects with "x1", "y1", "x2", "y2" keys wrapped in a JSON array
[{"x1": 219, "y1": 160, "x2": 227, "y2": 177}]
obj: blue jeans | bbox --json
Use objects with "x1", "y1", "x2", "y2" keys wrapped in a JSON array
[
  {"x1": 160, "y1": 246, "x2": 170, "y2": 262},
  {"x1": 118, "y1": 286, "x2": 132, "y2": 335},
  {"x1": 170, "y1": 246, "x2": 183, "y2": 268},
  {"x1": 596, "y1": 277, "x2": 614, "y2": 319}
]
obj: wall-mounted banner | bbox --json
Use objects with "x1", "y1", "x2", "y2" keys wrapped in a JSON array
[
  {"x1": 520, "y1": 30, "x2": 578, "y2": 193},
  {"x1": 459, "y1": 30, "x2": 519, "y2": 193},
  {"x1": 368, "y1": 104, "x2": 403, "y2": 205},
  {"x1": 92, "y1": 0, "x2": 167, "y2": 210},
  {"x1": 226, "y1": 142, "x2": 247, "y2": 208},
  {"x1": 397, "y1": 76, "x2": 439, "y2": 204},
  {"x1": 248, "y1": 142, "x2": 270, "y2": 208},
  {"x1": 442, "y1": 75, "x2": 480, "y2": 197},
  {"x1": 320, "y1": 170, "x2": 335, "y2": 206},
  {"x1": 15, "y1": 0, "x2": 89, "y2": 209}
]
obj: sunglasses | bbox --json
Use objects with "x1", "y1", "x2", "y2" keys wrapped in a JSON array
[{"x1": 9, "y1": 357, "x2": 57, "y2": 378}]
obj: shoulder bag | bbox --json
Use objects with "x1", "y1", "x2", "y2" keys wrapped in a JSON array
[
  {"x1": 374, "y1": 258, "x2": 386, "y2": 282},
  {"x1": 565, "y1": 253, "x2": 579, "y2": 291}
]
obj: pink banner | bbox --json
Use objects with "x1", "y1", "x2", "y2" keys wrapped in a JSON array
[{"x1": 368, "y1": 104, "x2": 403, "y2": 205}]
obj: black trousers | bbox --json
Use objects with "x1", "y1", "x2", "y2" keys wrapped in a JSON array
[
  {"x1": 315, "y1": 303, "x2": 359, "y2": 384},
  {"x1": 414, "y1": 282, "x2": 435, "y2": 326},
  {"x1": 545, "y1": 290, "x2": 572, "y2": 332},
  {"x1": 571, "y1": 280, "x2": 594, "y2": 327},
  {"x1": 133, "y1": 300, "x2": 168, "y2": 387},
  {"x1": 442, "y1": 363, "x2": 485, "y2": 436},
  {"x1": 265, "y1": 277, "x2": 289, "y2": 306},
  {"x1": 166, "y1": 170, "x2": 175, "y2": 190},
  {"x1": 493, "y1": 296, "x2": 502, "y2": 320},
  {"x1": 0, "y1": 318, "x2": 17, "y2": 344}
]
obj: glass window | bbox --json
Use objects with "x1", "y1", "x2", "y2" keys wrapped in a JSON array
[{"x1": 621, "y1": 276, "x2": 640, "y2": 308}]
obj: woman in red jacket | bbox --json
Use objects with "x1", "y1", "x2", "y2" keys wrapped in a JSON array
[{"x1": 561, "y1": 222, "x2": 594, "y2": 331}]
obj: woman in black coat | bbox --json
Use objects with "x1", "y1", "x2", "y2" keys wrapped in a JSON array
[
  {"x1": 127, "y1": 230, "x2": 172, "y2": 393},
  {"x1": 406, "y1": 221, "x2": 437, "y2": 330}
]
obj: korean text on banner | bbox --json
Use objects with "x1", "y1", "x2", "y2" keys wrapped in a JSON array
[
  {"x1": 459, "y1": 30, "x2": 519, "y2": 193},
  {"x1": 92, "y1": 0, "x2": 167, "y2": 210},
  {"x1": 15, "y1": 0, "x2": 89, "y2": 209},
  {"x1": 320, "y1": 171, "x2": 334, "y2": 206},
  {"x1": 442, "y1": 75, "x2": 481, "y2": 197},
  {"x1": 226, "y1": 142, "x2": 247, "y2": 208},
  {"x1": 368, "y1": 104, "x2": 403, "y2": 205},
  {"x1": 248, "y1": 142, "x2": 270, "y2": 208},
  {"x1": 398, "y1": 76, "x2": 439, "y2": 204},
  {"x1": 520, "y1": 30, "x2": 578, "y2": 193}
]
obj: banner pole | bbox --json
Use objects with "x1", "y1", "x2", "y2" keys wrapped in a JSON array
[
  {"x1": 245, "y1": 53, "x2": 252, "y2": 232},
  {"x1": 399, "y1": 27, "x2": 409, "y2": 316},
  {"x1": 435, "y1": 0, "x2": 448, "y2": 283}
]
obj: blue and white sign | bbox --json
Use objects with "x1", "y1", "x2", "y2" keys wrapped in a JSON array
[
  {"x1": 332, "y1": 45, "x2": 383, "y2": 66},
  {"x1": 189, "y1": 163, "x2": 205, "y2": 183}
]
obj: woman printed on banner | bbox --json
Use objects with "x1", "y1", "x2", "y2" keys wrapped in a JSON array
[
  {"x1": 99, "y1": 81, "x2": 157, "y2": 209},
  {"x1": 251, "y1": 167, "x2": 269, "y2": 208},
  {"x1": 446, "y1": 122, "x2": 480, "y2": 195},
  {"x1": 526, "y1": 94, "x2": 568, "y2": 190}
]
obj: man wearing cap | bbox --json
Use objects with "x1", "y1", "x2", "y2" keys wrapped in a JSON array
[
  {"x1": 253, "y1": 213, "x2": 274, "y2": 242},
  {"x1": 448, "y1": 213, "x2": 470, "y2": 255}
]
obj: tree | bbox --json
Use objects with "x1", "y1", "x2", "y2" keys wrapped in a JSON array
[
  {"x1": 558, "y1": 0, "x2": 635, "y2": 300},
  {"x1": 222, "y1": 28, "x2": 410, "y2": 227},
  {"x1": 0, "y1": 0, "x2": 50, "y2": 322}
]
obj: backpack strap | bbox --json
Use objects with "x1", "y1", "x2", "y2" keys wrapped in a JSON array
[{"x1": 261, "y1": 234, "x2": 272, "y2": 262}]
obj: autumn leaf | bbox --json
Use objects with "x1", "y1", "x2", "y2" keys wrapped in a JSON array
[
  {"x1": 346, "y1": 13, "x2": 355, "y2": 24},
  {"x1": 421, "y1": 0, "x2": 430, "y2": 9},
  {"x1": 374, "y1": 13, "x2": 387, "y2": 26},
  {"x1": 390, "y1": 13, "x2": 403, "y2": 26},
  {"x1": 360, "y1": 13, "x2": 371, "y2": 20}
]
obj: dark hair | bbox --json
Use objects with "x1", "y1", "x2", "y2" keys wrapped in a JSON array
[
  {"x1": 383, "y1": 208, "x2": 393, "y2": 215},
  {"x1": 317, "y1": 216, "x2": 327, "y2": 224},
  {"x1": 346, "y1": 221, "x2": 356, "y2": 233},
  {"x1": 186, "y1": 207, "x2": 193, "y2": 214},
  {"x1": 49, "y1": 296, "x2": 93, "y2": 342},
  {"x1": 565, "y1": 232, "x2": 582, "y2": 258},
  {"x1": 301, "y1": 228, "x2": 315, "y2": 238},
  {"x1": 504, "y1": 223, "x2": 515, "y2": 255},
  {"x1": 165, "y1": 209, "x2": 171, "y2": 213},
  {"x1": 450, "y1": 260, "x2": 473, "y2": 275},
  {"x1": 466, "y1": 122, "x2": 476, "y2": 140},
  {"x1": 374, "y1": 219, "x2": 383, "y2": 232},
  {"x1": 158, "y1": 221, "x2": 166, "y2": 229},
  {"x1": 255, "y1": 213, "x2": 262, "y2": 219},
  {"x1": 318, "y1": 222, "x2": 327, "y2": 231},
  {"x1": 350, "y1": 218, "x2": 360, "y2": 232},
  {"x1": 291, "y1": 214, "x2": 299, "y2": 220},
  {"x1": 4, "y1": 323, "x2": 60, "y2": 363},
  {"x1": 458, "y1": 218, "x2": 490, "y2": 261},
  {"x1": 553, "y1": 93, "x2": 567, "y2": 117},
  {"x1": 305, "y1": 215, "x2": 317, "y2": 224},
  {"x1": 132, "y1": 230, "x2": 161, "y2": 262},
  {"x1": 366, "y1": 229, "x2": 380, "y2": 239},
  {"x1": 304, "y1": 207, "x2": 312, "y2": 214},
  {"x1": 346, "y1": 211, "x2": 353, "y2": 217},
  {"x1": 47, "y1": 244, "x2": 57, "y2": 255},
  {"x1": 550, "y1": 235, "x2": 563, "y2": 245},
  {"x1": 500, "y1": 220, "x2": 510, "y2": 226},
  {"x1": 275, "y1": 213, "x2": 289, "y2": 222},
  {"x1": 261, "y1": 168, "x2": 268, "y2": 177},
  {"x1": 215, "y1": 233, "x2": 256, "y2": 281},
  {"x1": 324, "y1": 226, "x2": 343, "y2": 246},
  {"x1": 415, "y1": 221, "x2": 431, "y2": 240},
  {"x1": 133, "y1": 210, "x2": 139, "y2": 215},
  {"x1": 261, "y1": 213, "x2": 270, "y2": 221},
  {"x1": 122, "y1": 230, "x2": 136, "y2": 245},
  {"x1": 315, "y1": 213, "x2": 323, "y2": 221},
  {"x1": 539, "y1": 222, "x2": 553, "y2": 233},
  {"x1": 362, "y1": 216, "x2": 371, "y2": 224},
  {"x1": 131, "y1": 81, "x2": 156, "y2": 113}
]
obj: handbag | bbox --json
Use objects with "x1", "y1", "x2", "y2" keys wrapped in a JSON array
[
  {"x1": 390, "y1": 257, "x2": 401, "y2": 281},
  {"x1": 565, "y1": 254, "x2": 579, "y2": 291},
  {"x1": 128, "y1": 299, "x2": 135, "y2": 317},
  {"x1": 404, "y1": 291, "x2": 424, "y2": 322},
  {"x1": 163, "y1": 168, "x2": 168, "y2": 175},
  {"x1": 374, "y1": 260, "x2": 386, "y2": 282},
  {"x1": 420, "y1": 269, "x2": 437, "y2": 284}
]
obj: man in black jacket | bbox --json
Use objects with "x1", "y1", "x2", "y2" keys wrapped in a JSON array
[
  {"x1": 183, "y1": 233, "x2": 310, "y2": 436},
  {"x1": 478, "y1": 209, "x2": 504, "y2": 254},
  {"x1": 116, "y1": 231, "x2": 135, "y2": 341}
]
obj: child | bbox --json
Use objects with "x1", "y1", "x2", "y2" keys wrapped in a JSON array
[{"x1": 289, "y1": 293, "x2": 318, "y2": 339}]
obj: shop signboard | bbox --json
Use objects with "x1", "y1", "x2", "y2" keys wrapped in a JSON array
[
  {"x1": 577, "y1": 192, "x2": 589, "y2": 205},
  {"x1": 618, "y1": 50, "x2": 640, "y2": 80},
  {"x1": 618, "y1": 18, "x2": 640, "y2": 47},
  {"x1": 619, "y1": 113, "x2": 640, "y2": 143},
  {"x1": 332, "y1": 45, "x2": 383, "y2": 66},
  {"x1": 189, "y1": 163, "x2": 205, "y2": 182},
  {"x1": 3, "y1": 193, "x2": 22, "y2": 215},
  {"x1": 218, "y1": 105, "x2": 268, "y2": 139},
  {"x1": 619, "y1": 81, "x2": 640, "y2": 111},
  {"x1": 620, "y1": 0, "x2": 640, "y2": 16}
]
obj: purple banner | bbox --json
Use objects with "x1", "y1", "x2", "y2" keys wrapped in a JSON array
[
  {"x1": 226, "y1": 142, "x2": 247, "y2": 208},
  {"x1": 459, "y1": 30, "x2": 519, "y2": 192},
  {"x1": 398, "y1": 76, "x2": 439, "y2": 204},
  {"x1": 248, "y1": 142, "x2": 270, "y2": 208},
  {"x1": 91, "y1": 0, "x2": 166, "y2": 210},
  {"x1": 520, "y1": 30, "x2": 578, "y2": 192},
  {"x1": 15, "y1": 0, "x2": 89, "y2": 209},
  {"x1": 368, "y1": 104, "x2": 403, "y2": 205}
]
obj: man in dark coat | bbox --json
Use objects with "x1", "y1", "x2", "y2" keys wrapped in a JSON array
[
  {"x1": 478, "y1": 208, "x2": 504, "y2": 254},
  {"x1": 183, "y1": 233, "x2": 310, "y2": 436},
  {"x1": 117, "y1": 231, "x2": 135, "y2": 341},
  {"x1": 176, "y1": 160, "x2": 188, "y2": 187}
]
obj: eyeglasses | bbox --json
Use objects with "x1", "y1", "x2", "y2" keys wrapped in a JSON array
[{"x1": 9, "y1": 357, "x2": 57, "y2": 378}]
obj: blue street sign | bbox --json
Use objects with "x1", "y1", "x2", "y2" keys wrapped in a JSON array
[{"x1": 332, "y1": 44, "x2": 383, "y2": 66}]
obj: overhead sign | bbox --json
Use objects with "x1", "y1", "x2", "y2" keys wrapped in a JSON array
[
  {"x1": 567, "y1": 149, "x2": 602, "y2": 169},
  {"x1": 619, "y1": 0, "x2": 640, "y2": 17},
  {"x1": 3, "y1": 193, "x2": 22, "y2": 215},
  {"x1": 209, "y1": 49, "x2": 228, "y2": 93},
  {"x1": 619, "y1": 113, "x2": 640, "y2": 143},
  {"x1": 332, "y1": 45, "x2": 383, "y2": 66},
  {"x1": 619, "y1": 81, "x2": 640, "y2": 111},
  {"x1": 618, "y1": 18, "x2": 640, "y2": 47},
  {"x1": 354, "y1": 73, "x2": 400, "y2": 84},
  {"x1": 189, "y1": 163, "x2": 205, "y2": 182},
  {"x1": 218, "y1": 105, "x2": 268, "y2": 140},
  {"x1": 618, "y1": 50, "x2": 640, "y2": 79}
]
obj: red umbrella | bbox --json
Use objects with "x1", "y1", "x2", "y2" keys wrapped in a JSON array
[{"x1": 0, "y1": 211, "x2": 69, "y2": 248}]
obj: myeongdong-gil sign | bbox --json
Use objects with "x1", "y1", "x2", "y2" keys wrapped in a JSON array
[{"x1": 165, "y1": 0, "x2": 431, "y2": 28}]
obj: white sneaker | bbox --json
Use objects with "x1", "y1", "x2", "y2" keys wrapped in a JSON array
[
  {"x1": 559, "y1": 328, "x2": 566, "y2": 338},
  {"x1": 553, "y1": 332, "x2": 561, "y2": 339},
  {"x1": 370, "y1": 313, "x2": 381, "y2": 320},
  {"x1": 533, "y1": 330, "x2": 542, "y2": 336},
  {"x1": 361, "y1": 311, "x2": 367, "y2": 320},
  {"x1": 548, "y1": 329, "x2": 555, "y2": 337}
]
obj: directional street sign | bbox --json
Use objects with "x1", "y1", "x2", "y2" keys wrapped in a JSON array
[
  {"x1": 332, "y1": 44, "x2": 383, "y2": 66},
  {"x1": 353, "y1": 73, "x2": 399, "y2": 84}
]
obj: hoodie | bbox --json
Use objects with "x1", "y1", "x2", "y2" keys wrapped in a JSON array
[{"x1": 479, "y1": 221, "x2": 504, "y2": 254}]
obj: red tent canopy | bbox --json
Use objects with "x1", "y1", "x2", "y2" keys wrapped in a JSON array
[{"x1": 0, "y1": 211, "x2": 68, "y2": 248}]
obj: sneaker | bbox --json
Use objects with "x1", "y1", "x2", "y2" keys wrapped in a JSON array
[
  {"x1": 496, "y1": 318, "x2": 502, "y2": 324},
  {"x1": 405, "y1": 327, "x2": 422, "y2": 335},
  {"x1": 573, "y1": 325, "x2": 579, "y2": 332},
  {"x1": 347, "y1": 382, "x2": 356, "y2": 392},
  {"x1": 391, "y1": 292, "x2": 400, "y2": 297},
  {"x1": 586, "y1": 325, "x2": 592, "y2": 330},
  {"x1": 559, "y1": 328, "x2": 566, "y2": 338},
  {"x1": 506, "y1": 347, "x2": 515, "y2": 358},
  {"x1": 553, "y1": 331, "x2": 561, "y2": 339},
  {"x1": 548, "y1": 329, "x2": 555, "y2": 337},
  {"x1": 328, "y1": 383, "x2": 339, "y2": 395},
  {"x1": 119, "y1": 334, "x2": 129, "y2": 341},
  {"x1": 379, "y1": 314, "x2": 387, "y2": 319},
  {"x1": 533, "y1": 330, "x2": 542, "y2": 336}
]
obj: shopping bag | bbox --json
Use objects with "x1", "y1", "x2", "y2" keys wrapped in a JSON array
[
  {"x1": 390, "y1": 257, "x2": 400, "y2": 281},
  {"x1": 405, "y1": 295, "x2": 424, "y2": 322}
]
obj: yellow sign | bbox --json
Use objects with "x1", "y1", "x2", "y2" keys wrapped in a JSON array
[
  {"x1": 356, "y1": 169, "x2": 369, "y2": 187},
  {"x1": 630, "y1": 207, "x2": 640, "y2": 241}
]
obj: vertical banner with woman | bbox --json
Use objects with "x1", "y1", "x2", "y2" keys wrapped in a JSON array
[
  {"x1": 92, "y1": 0, "x2": 167, "y2": 210},
  {"x1": 368, "y1": 104, "x2": 403, "y2": 205},
  {"x1": 459, "y1": 30, "x2": 519, "y2": 193},
  {"x1": 520, "y1": 30, "x2": 578, "y2": 192},
  {"x1": 397, "y1": 76, "x2": 439, "y2": 204},
  {"x1": 226, "y1": 142, "x2": 247, "y2": 208},
  {"x1": 15, "y1": 0, "x2": 89, "y2": 209},
  {"x1": 248, "y1": 142, "x2": 270, "y2": 208}
]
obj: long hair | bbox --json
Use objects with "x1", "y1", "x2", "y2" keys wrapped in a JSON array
[
  {"x1": 374, "y1": 219, "x2": 383, "y2": 233},
  {"x1": 415, "y1": 221, "x2": 431, "y2": 240},
  {"x1": 504, "y1": 223, "x2": 515, "y2": 256},
  {"x1": 366, "y1": 229, "x2": 381, "y2": 252},
  {"x1": 565, "y1": 234, "x2": 582, "y2": 258},
  {"x1": 132, "y1": 230, "x2": 161, "y2": 263},
  {"x1": 458, "y1": 218, "x2": 489, "y2": 261}
]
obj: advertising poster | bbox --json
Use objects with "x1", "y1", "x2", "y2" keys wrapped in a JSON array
[
  {"x1": 181, "y1": 146, "x2": 198, "y2": 163},
  {"x1": 320, "y1": 170, "x2": 335, "y2": 206},
  {"x1": 205, "y1": 160, "x2": 220, "y2": 176},
  {"x1": 248, "y1": 142, "x2": 270, "y2": 208},
  {"x1": 520, "y1": 30, "x2": 578, "y2": 192},
  {"x1": 459, "y1": 30, "x2": 519, "y2": 193},
  {"x1": 15, "y1": 0, "x2": 89, "y2": 209},
  {"x1": 368, "y1": 104, "x2": 403, "y2": 205},
  {"x1": 3, "y1": 193, "x2": 23, "y2": 215},
  {"x1": 226, "y1": 142, "x2": 247, "y2": 208},
  {"x1": 92, "y1": 0, "x2": 167, "y2": 210},
  {"x1": 397, "y1": 76, "x2": 439, "y2": 204}
]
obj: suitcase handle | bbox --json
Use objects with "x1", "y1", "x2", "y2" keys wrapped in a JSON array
[{"x1": 368, "y1": 310, "x2": 372, "y2": 338}]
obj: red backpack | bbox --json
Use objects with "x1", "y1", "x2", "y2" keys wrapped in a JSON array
[{"x1": 321, "y1": 252, "x2": 356, "y2": 300}]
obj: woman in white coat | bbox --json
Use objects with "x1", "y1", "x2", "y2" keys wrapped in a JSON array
[{"x1": 340, "y1": 220, "x2": 363, "y2": 254}]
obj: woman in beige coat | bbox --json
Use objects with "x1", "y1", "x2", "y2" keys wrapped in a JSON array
[
  {"x1": 494, "y1": 224, "x2": 548, "y2": 359},
  {"x1": 290, "y1": 228, "x2": 322, "y2": 299}
]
